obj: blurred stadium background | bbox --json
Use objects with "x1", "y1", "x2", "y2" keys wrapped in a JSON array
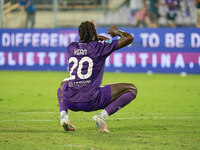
[{"x1": 0, "y1": 0, "x2": 198, "y2": 28}]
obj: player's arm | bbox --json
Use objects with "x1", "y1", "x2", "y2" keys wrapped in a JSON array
[
  {"x1": 108, "y1": 25, "x2": 134, "y2": 49},
  {"x1": 97, "y1": 35, "x2": 110, "y2": 41}
]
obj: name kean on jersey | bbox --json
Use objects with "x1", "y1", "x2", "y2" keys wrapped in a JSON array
[{"x1": 74, "y1": 49, "x2": 87, "y2": 55}]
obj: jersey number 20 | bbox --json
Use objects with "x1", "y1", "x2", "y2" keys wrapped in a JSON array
[{"x1": 69, "y1": 56, "x2": 93, "y2": 80}]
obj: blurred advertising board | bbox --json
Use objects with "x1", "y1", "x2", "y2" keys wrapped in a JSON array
[{"x1": 0, "y1": 28, "x2": 200, "y2": 73}]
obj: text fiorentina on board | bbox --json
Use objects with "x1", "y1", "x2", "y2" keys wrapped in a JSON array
[{"x1": 0, "y1": 52, "x2": 199, "y2": 69}]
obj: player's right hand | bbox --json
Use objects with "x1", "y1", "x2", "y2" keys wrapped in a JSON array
[{"x1": 108, "y1": 25, "x2": 119, "y2": 37}]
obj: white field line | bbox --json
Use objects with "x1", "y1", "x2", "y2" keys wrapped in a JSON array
[
  {"x1": 2, "y1": 112, "x2": 200, "y2": 115},
  {"x1": 62, "y1": 144, "x2": 86, "y2": 147},
  {"x1": 4, "y1": 112, "x2": 58, "y2": 114},
  {"x1": 0, "y1": 116, "x2": 200, "y2": 123}
]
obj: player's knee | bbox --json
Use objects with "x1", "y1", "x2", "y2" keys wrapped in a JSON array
[{"x1": 128, "y1": 83, "x2": 138, "y2": 97}]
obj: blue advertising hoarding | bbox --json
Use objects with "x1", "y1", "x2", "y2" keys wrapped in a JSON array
[{"x1": 0, "y1": 28, "x2": 200, "y2": 73}]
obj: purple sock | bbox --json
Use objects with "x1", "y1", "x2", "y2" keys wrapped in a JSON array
[
  {"x1": 105, "y1": 92, "x2": 136, "y2": 115},
  {"x1": 57, "y1": 87, "x2": 68, "y2": 112}
]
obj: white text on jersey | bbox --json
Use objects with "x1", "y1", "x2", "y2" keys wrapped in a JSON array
[{"x1": 74, "y1": 49, "x2": 87, "y2": 55}]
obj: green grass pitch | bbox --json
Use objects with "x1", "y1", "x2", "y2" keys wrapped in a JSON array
[{"x1": 0, "y1": 71, "x2": 200, "y2": 150}]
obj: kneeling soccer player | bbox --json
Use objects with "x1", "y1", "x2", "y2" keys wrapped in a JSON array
[{"x1": 57, "y1": 21, "x2": 137, "y2": 132}]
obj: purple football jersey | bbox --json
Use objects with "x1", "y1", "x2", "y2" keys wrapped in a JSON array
[{"x1": 63, "y1": 40, "x2": 118, "y2": 103}]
